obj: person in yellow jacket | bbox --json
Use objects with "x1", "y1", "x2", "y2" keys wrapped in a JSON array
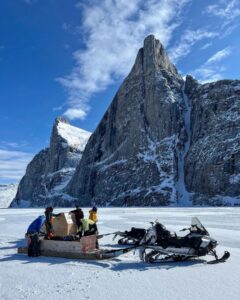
[
  {"x1": 89, "y1": 206, "x2": 98, "y2": 223},
  {"x1": 78, "y1": 218, "x2": 99, "y2": 249},
  {"x1": 78, "y1": 218, "x2": 98, "y2": 237}
]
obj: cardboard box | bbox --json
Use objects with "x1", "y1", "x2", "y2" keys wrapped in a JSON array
[{"x1": 52, "y1": 213, "x2": 77, "y2": 237}]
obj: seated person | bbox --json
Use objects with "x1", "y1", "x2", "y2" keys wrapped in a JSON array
[
  {"x1": 78, "y1": 218, "x2": 99, "y2": 248},
  {"x1": 78, "y1": 218, "x2": 98, "y2": 237},
  {"x1": 26, "y1": 215, "x2": 46, "y2": 257}
]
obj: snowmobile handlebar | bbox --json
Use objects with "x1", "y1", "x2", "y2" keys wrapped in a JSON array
[
  {"x1": 97, "y1": 231, "x2": 119, "y2": 239},
  {"x1": 180, "y1": 227, "x2": 190, "y2": 232}
]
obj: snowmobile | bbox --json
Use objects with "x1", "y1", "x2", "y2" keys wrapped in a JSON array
[
  {"x1": 113, "y1": 227, "x2": 146, "y2": 245},
  {"x1": 138, "y1": 217, "x2": 230, "y2": 264}
]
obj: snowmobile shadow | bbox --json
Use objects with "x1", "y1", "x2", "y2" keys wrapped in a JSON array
[
  {"x1": 59, "y1": 257, "x2": 207, "y2": 271},
  {"x1": 108, "y1": 258, "x2": 207, "y2": 272},
  {"x1": 0, "y1": 252, "x2": 206, "y2": 271},
  {"x1": 0, "y1": 239, "x2": 26, "y2": 251}
]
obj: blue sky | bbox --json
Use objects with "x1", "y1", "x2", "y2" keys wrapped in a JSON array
[{"x1": 0, "y1": 0, "x2": 239, "y2": 184}]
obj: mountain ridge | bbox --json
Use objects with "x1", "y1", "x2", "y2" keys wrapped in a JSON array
[
  {"x1": 11, "y1": 117, "x2": 91, "y2": 207},
  {"x1": 11, "y1": 35, "x2": 240, "y2": 207}
]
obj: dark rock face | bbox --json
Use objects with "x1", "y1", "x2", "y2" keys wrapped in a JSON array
[
  {"x1": 67, "y1": 35, "x2": 185, "y2": 206},
  {"x1": 11, "y1": 118, "x2": 91, "y2": 207},
  {"x1": 11, "y1": 35, "x2": 240, "y2": 207},
  {"x1": 67, "y1": 36, "x2": 240, "y2": 206},
  {"x1": 185, "y1": 77, "x2": 240, "y2": 205}
]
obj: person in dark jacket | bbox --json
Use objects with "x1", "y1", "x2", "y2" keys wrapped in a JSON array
[
  {"x1": 69, "y1": 205, "x2": 84, "y2": 228},
  {"x1": 26, "y1": 215, "x2": 46, "y2": 257},
  {"x1": 44, "y1": 207, "x2": 61, "y2": 239}
]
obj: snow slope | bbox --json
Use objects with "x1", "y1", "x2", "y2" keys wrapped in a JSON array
[
  {"x1": 57, "y1": 121, "x2": 91, "y2": 151},
  {"x1": 0, "y1": 207, "x2": 239, "y2": 300},
  {"x1": 176, "y1": 85, "x2": 192, "y2": 206},
  {"x1": 0, "y1": 184, "x2": 18, "y2": 208}
]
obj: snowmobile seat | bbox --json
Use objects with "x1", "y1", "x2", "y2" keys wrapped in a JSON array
[{"x1": 163, "y1": 235, "x2": 203, "y2": 249}]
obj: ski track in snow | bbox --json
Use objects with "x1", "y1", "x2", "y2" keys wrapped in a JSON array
[{"x1": 0, "y1": 207, "x2": 240, "y2": 300}]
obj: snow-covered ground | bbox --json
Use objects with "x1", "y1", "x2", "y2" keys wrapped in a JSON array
[{"x1": 0, "y1": 207, "x2": 239, "y2": 300}]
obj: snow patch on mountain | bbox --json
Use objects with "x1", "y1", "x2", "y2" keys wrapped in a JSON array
[
  {"x1": 176, "y1": 84, "x2": 192, "y2": 206},
  {"x1": 12, "y1": 117, "x2": 92, "y2": 207},
  {"x1": 0, "y1": 184, "x2": 18, "y2": 208},
  {"x1": 57, "y1": 121, "x2": 91, "y2": 151}
]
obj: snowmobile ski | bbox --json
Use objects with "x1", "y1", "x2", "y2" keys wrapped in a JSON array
[{"x1": 207, "y1": 251, "x2": 230, "y2": 264}]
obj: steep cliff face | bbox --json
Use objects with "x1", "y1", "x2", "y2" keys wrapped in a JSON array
[
  {"x1": 11, "y1": 118, "x2": 91, "y2": 207},
  {"x1": 185, "y1": 77, "x2": 240, "y2": 205},
  {"x1": 67, "y1": 36, "x2": 240, "y2": 206},
  {"x1": 11, "y1": 35, "x2": 240, "y2": 207},
  {"x1": 67, "y1": 35, "x2": 185, "y2": 206}
]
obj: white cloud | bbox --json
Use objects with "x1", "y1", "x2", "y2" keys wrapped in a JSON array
[
  {"x1": 205, "y1": 0, "x2": 240, "y2": 26},
  {"x1": 201, "y1": 42, "x2": 212, "y2": 50},
  {"x1": 0, "y1": 141, "x2": 29, "y2": 150},
  {"x1": 58, "y1": 0, "x2": 190, "y2": 120},
  {"x1": 169, "y1": 29, "x2": 218, "y2": 63},
  {"x1": 63, "y1": 108, "x2": 87, "y2": 120},
  {"x1": 206, "y1": 47, "x2": 232, "y2": 63},
  {"x1": 193, "y1": 47, "x2": 232, "y2": 83},
  {"x1": 0, "y1": 149, "x2": 34, "y2": 181}
]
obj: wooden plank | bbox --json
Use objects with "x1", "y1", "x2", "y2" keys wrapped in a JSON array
[
  {"x1": 18, "y1": 235, "x2": 97, "y2": 257},
  {"x1": 79, "y1": 235, "x2": 96, "y2": 252},
  {"x1": 40, "y1": 235, "x2": 97, "y2": 253},
  {"x1": 40, "y1": 240, "x2": 82, "y2": 253}
]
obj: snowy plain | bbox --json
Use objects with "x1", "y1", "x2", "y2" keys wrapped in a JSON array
[{"x1": 0, "y1": 207, "x2": 239, "y2": 300}]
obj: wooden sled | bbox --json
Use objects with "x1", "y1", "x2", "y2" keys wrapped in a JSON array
[{"x1": 17, "y1": 235, "x2": 135, "y2": 260}]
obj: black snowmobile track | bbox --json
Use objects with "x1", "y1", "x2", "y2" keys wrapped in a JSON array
[{"x1": 143, "y1": 250, "x2": 231, "y2": 264}]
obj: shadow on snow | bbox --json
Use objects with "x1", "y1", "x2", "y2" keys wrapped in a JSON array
[{"x1": 0, "y1": 243, "x2": 206, "y2": 271}]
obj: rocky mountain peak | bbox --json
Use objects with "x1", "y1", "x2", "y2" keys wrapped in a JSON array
[
  {"x1": 54, "y1": 116, "x2": 69, "y2": 126},
  {"x1": 66, "y1": 35, "x2": 185, "y2": 206},
  {"x1": 11, "y1": 119, "x2": 91, "y2": 207},
  {"x1": 140, "y1": 35, "x2": 179, "y2": 78}
]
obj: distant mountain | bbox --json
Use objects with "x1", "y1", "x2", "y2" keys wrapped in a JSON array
[
  {"x1": 11, "y1": 117, "x2": 91, "y2": 207},
  {"x1": 11, "y1": 35, "x2": 240, "y2": 207},
  {"x1": 66, "y1": 35, "x2": 240, "y2": 206},
  {"x1": 0, "y1": 184, "x2": 18, "y2": 208}
]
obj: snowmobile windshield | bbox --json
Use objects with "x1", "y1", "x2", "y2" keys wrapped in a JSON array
[{"x1": 191, "y1": 217, "x2": 209, "y2": 235}]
